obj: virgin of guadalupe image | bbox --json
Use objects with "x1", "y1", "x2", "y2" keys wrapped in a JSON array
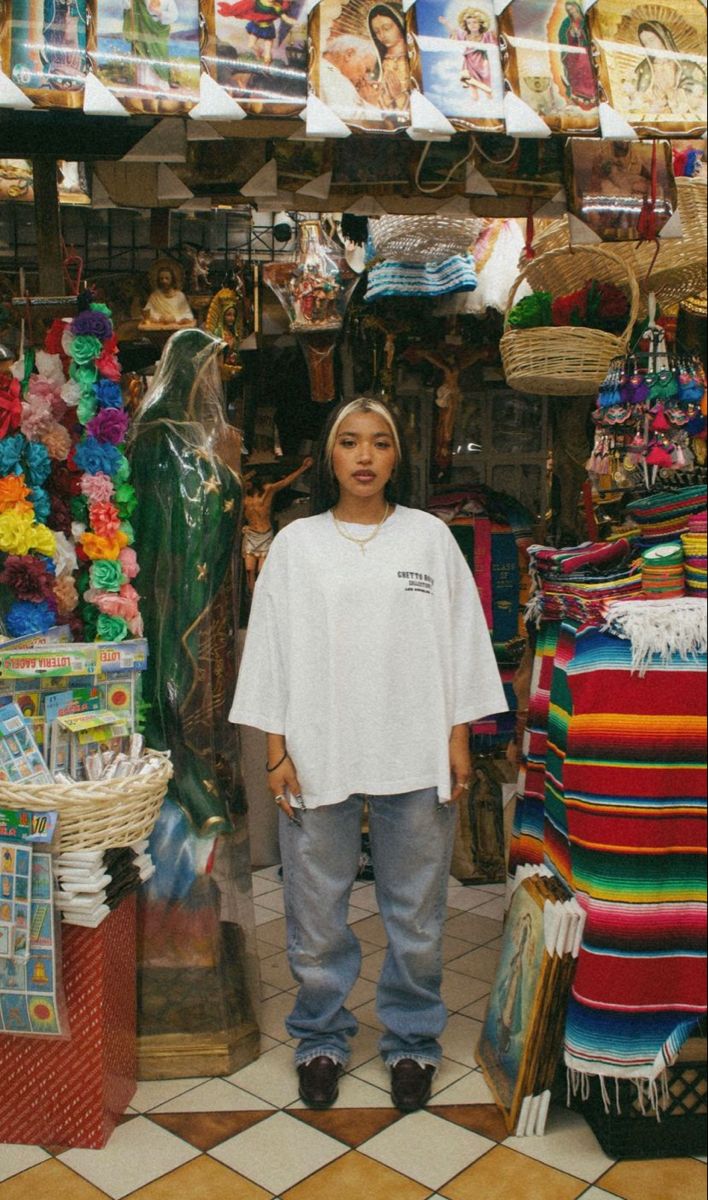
[
  {"x1": 319, "y1": 0, "x2": 410, "y2": 127},
  {"x1": 557, "y1": 1, "x2": 596, "y2": 109},
  {"x1": 589, "y1": 0, "x2": 707, "y2": 133},
  {"x1": 630, "y1": 18, "x2": 706, "y2": 115},
  {"x1": 41, "y1": 0, "x2": 88, "y2": 85},
  {"x1": 367, "y1": 2, "x2": 411, "y2": 115}
]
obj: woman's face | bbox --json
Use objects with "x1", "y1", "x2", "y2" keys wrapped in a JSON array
[
  {"x1": 566, "y1": 2, "x2": 581, "y2": 20},
  {"x1": 639, "y1": 27, "x2": 665, "y2": 50},
  {"x1": 371, "y1": 13, "x2": 403, "y2": 49},
  {"x1": 331, "y1": 410, "x2": 397, "y2": 503},
  {"x1": 463, "y1": 13, "x2": 482, "y2": 34}
]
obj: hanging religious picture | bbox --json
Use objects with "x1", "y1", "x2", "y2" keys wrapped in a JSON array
[
  {"x1": 497, "y1": 0, "x2": 600, "y2": 133},
  {"x1": 201, "y1": 0, "x2": 307, "y2": 114},
  {"x1": 5, "y1": 0, "x2": 88, "y2": 107},
  {"x1": 0, "y1": 159, "x2": 90, "y2": 203},
  {"x1": 406, "y1": 0, "x2": 504, "y2": 131},
  {"x1": 566, "y1": 137, "x2": 678, "y2": 241},
  {"x1": 89, "y1": 0, "x2": 201, "y2": 114},
  {"x1": 586, "y1": 0, "x2": 707, "y2": 137},
  {"x1": 309, "y1": 0, "x2": 412, "y2": 132}
]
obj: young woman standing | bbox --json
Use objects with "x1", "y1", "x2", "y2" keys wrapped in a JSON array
[{"x1": 230, "y1": 397, "x2": 506, "y2": 1111}]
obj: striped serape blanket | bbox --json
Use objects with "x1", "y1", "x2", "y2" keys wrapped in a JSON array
[
  {"x1": 509, "y1": 621, "x2": 560, "y2": 875},
  {"x1": 563, "y1": 603, "x2": 707, "y2": 1088}
]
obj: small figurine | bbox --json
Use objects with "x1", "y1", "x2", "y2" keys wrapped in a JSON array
[
  {"x1": 185, "y1": 245, "x2": 213, "y2": 294},
  {"x1": 140, "y1": 258, "x2": 196, "y2": 329},
  {"x1": 242, "y1": 456, "x2": 312, "y2": 591}
]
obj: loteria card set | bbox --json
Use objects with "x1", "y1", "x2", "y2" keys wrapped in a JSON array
[
  {"x1": 0, "y1": 808, "x2": 64, "y2": 1037},
  {"x1": 0, "y1": 640, "x2": 146, "y2": 783}
]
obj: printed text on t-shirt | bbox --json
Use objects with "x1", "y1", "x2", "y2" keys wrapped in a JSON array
[{"x1": 398, "y1": 571, "x2": 434, "y2": 595}]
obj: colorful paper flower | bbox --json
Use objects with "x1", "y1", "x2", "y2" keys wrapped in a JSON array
[
  {"x1": 96, "y1": 352, "x2": 121, "y2": 382},
  {"x1": 71, "y1": 310, "x2": 113, "y2": 341},
  {"x1": 77, "y1": 391, "x2": 98, "y2": 425},
  {"x1": 80, "y1": 473, "x2": 114, "y2": 504},
  {"x1": 0, "y1": 474, "x2": 31, "y2": 513},
  {"x1": 52, "y1": 531, "x2": 78, "y2": 578},
  {"x1": 29, "y1": 523, "x2": 57, "y2": 557},
  {"x1": 0, "y1": 373, "x2": 22, "y2": 439},
  {"x1": 89, "y1": 501, "x2": 121, "y2": 539},
  {"x1": 96, "y1": 613, "x2": 128, "y2": 642},
  {"x1": 0, "y1": 509, "x2": 35, "y2": 555},
  {"x1": 0, "y1": 555, "x2": 56, "y2": 603},
  {"x1": 114, "y1": 482, "x2": 137, "y2": 518},
  {"x1": 86, "y1": 407, "x2": 130, "y2": 446},
  {"x1": 119, "y1": 546, "x2": 139, "y2": 580},
  {"x1": 53, "y1": 575, "x2": 79, "y2": 615},
  {"x1": 23, "y1": 441, "x2": 52, "y2": 486},
  {"x1": 89, "y1": 559, "x2": 126, "y2": 592},
  {"x1": 41, "y1": 422, "x2": 72, "y2": 461},
  {"x1": 5, "y1": 599, "x2": 57, "y2": 637},
  {"x1": 0, "y1": 433, "x2": 26, "y2": 477},
  {"x1": 29, "y1": 486, "x2": 51, "y2": 525},
  {"x1": 80, "y1": 530, "x2": 128, "y2": 561},
  {"x1": 69, "y1": 334, "x2": 104, "y2": 366},
  {"x1": 95, "y1": 379, "x2": 123, "y2": 409},
  {"x1": 74, "y1": 437, "x2": 121, "y2": 477}
]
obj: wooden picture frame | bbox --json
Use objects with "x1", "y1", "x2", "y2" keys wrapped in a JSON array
[
  {"x1": 587, "y1": 0, "x2": 708, "y2": 138},
  {"x1": 497, "y1": 0, "x2": 599, "y2": 134},
  {"x1": 405, "y1": 0, "x2": 504, "y2": 131},
  {"x1": 476, "y1": 875, "x2": 556, "y2": 1132}
]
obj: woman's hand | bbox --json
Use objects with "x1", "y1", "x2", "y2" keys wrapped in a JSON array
[
  {"x1": 266, "y1": 734, "x2": 302, "y2": 818},
  {"x1": 449, "y1": 723, "x2": 472, "y2": 805}
]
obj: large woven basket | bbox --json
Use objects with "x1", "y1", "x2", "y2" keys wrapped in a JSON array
[
  {"x1": 534, "y1": 179, "x2": 707, "y2": 311},
  {"x1": 369, "y1": 215, "x2": 486, "y2": 264},
  {"x1": 0, "y1": 752, "x2": 172, "y2": 853},
  {"x1": 500, "y1": 245, "x2": 639, "y2": 397}
]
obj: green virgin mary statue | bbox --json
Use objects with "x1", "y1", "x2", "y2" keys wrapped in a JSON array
[{"x1": 128, "y1": 328, "x2": 245, "y2": 836}]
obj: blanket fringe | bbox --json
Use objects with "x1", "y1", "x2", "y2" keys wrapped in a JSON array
[
  {"x1": 565, "y1": 1066, "x2": 671, "y2": 1122},
  {"x1": 603, "y1": 598, "x2": 707, "y2": 676}
]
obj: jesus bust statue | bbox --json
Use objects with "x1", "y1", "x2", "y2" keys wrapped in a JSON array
[{"x1": 140, "y1": 258, "x2": 196, "y2": 329}]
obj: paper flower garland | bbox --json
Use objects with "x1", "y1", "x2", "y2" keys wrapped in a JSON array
[{"x1": 0, "y1": 297, "x2": 142, "y2": 642}]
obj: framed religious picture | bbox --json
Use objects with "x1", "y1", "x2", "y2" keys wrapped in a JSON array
[
  {"x1": 89, "y1": 0, "x2": 201, "y2": 114},
  {"x1": 0, "y1": 160, "x2": 90, "y2": 204},
  {"x1": 5, "y1": 0, "x2": 88, "y2": 108},
  {"x1": 586, "y1": 0, "x2": 708, "y2": 138},
  {"x1": 497, "y1": 0, "x2": 599, "y2": 133},
  {"x1": 405, "y1": 0, "x2": 505, "y2": 131},
  {"x1": 308, "y1": 0, "x2": 412, "y2": 132},
  {"x1": 201, "y1": 0, "x2": 308, "y2": 115},
  {"x1": 566, "y1": 137, "x2": 678, "y2": 241}
]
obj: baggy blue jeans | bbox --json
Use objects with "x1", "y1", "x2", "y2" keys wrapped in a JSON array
[{"x1": 278, "y1": 788, "x2": 457, "y2": 1069}]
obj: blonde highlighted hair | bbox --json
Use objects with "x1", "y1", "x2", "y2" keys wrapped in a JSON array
[{"x1": 310, "y1": 396, "x2": 410, "y2": 514}]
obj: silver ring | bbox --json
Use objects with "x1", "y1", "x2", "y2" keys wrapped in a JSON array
[{"x1": 274, "y1": 794, "x2": 286, "y2": 804}]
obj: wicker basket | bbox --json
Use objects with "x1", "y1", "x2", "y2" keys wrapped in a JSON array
[
  {"x1": 369, "y1": 215, "x2": 486, "y2": 264},
  {"x1": 534, "y1": 179, "x2": 707, "y2": 311},
  {"x1": 0, "y1": 752, "x2": 172, "y2": 853},
  {"x1": 500, "y1": 245, "x2": 640, "y2": 396}
]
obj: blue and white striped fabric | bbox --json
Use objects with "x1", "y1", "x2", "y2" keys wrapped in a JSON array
[{"x1": 364, "y1": 254, "x2": 477, "y2": 301}]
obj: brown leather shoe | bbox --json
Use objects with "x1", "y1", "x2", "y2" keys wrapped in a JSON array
[
  {"x1": 297, "y1": 1056, "x2": 343, "y2": 1109},
  {"x1": 390, "y1": 1059, "x2": 435, "y2": 1112}
]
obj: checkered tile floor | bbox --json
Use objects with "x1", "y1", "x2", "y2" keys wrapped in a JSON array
[{"x1": 0, "y1": 868, "x2": 705, "y2": 1200}]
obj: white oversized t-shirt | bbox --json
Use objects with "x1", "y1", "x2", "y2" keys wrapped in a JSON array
[{"x1": 230, "y1": 505, "x2": 507, "y2": 807}]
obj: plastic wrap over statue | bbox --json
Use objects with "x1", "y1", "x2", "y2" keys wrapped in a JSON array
[
  {"x1": 127, "y1": 329, "x2": 259, "y2": 1078},
  {"x1": 127, "y1": 328, "x2": 245, "y2": 837}
]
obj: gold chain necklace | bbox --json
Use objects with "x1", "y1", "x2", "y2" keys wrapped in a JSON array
[{"x1": 331, "y1": 503, "x2": 390, "y2": 555}]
